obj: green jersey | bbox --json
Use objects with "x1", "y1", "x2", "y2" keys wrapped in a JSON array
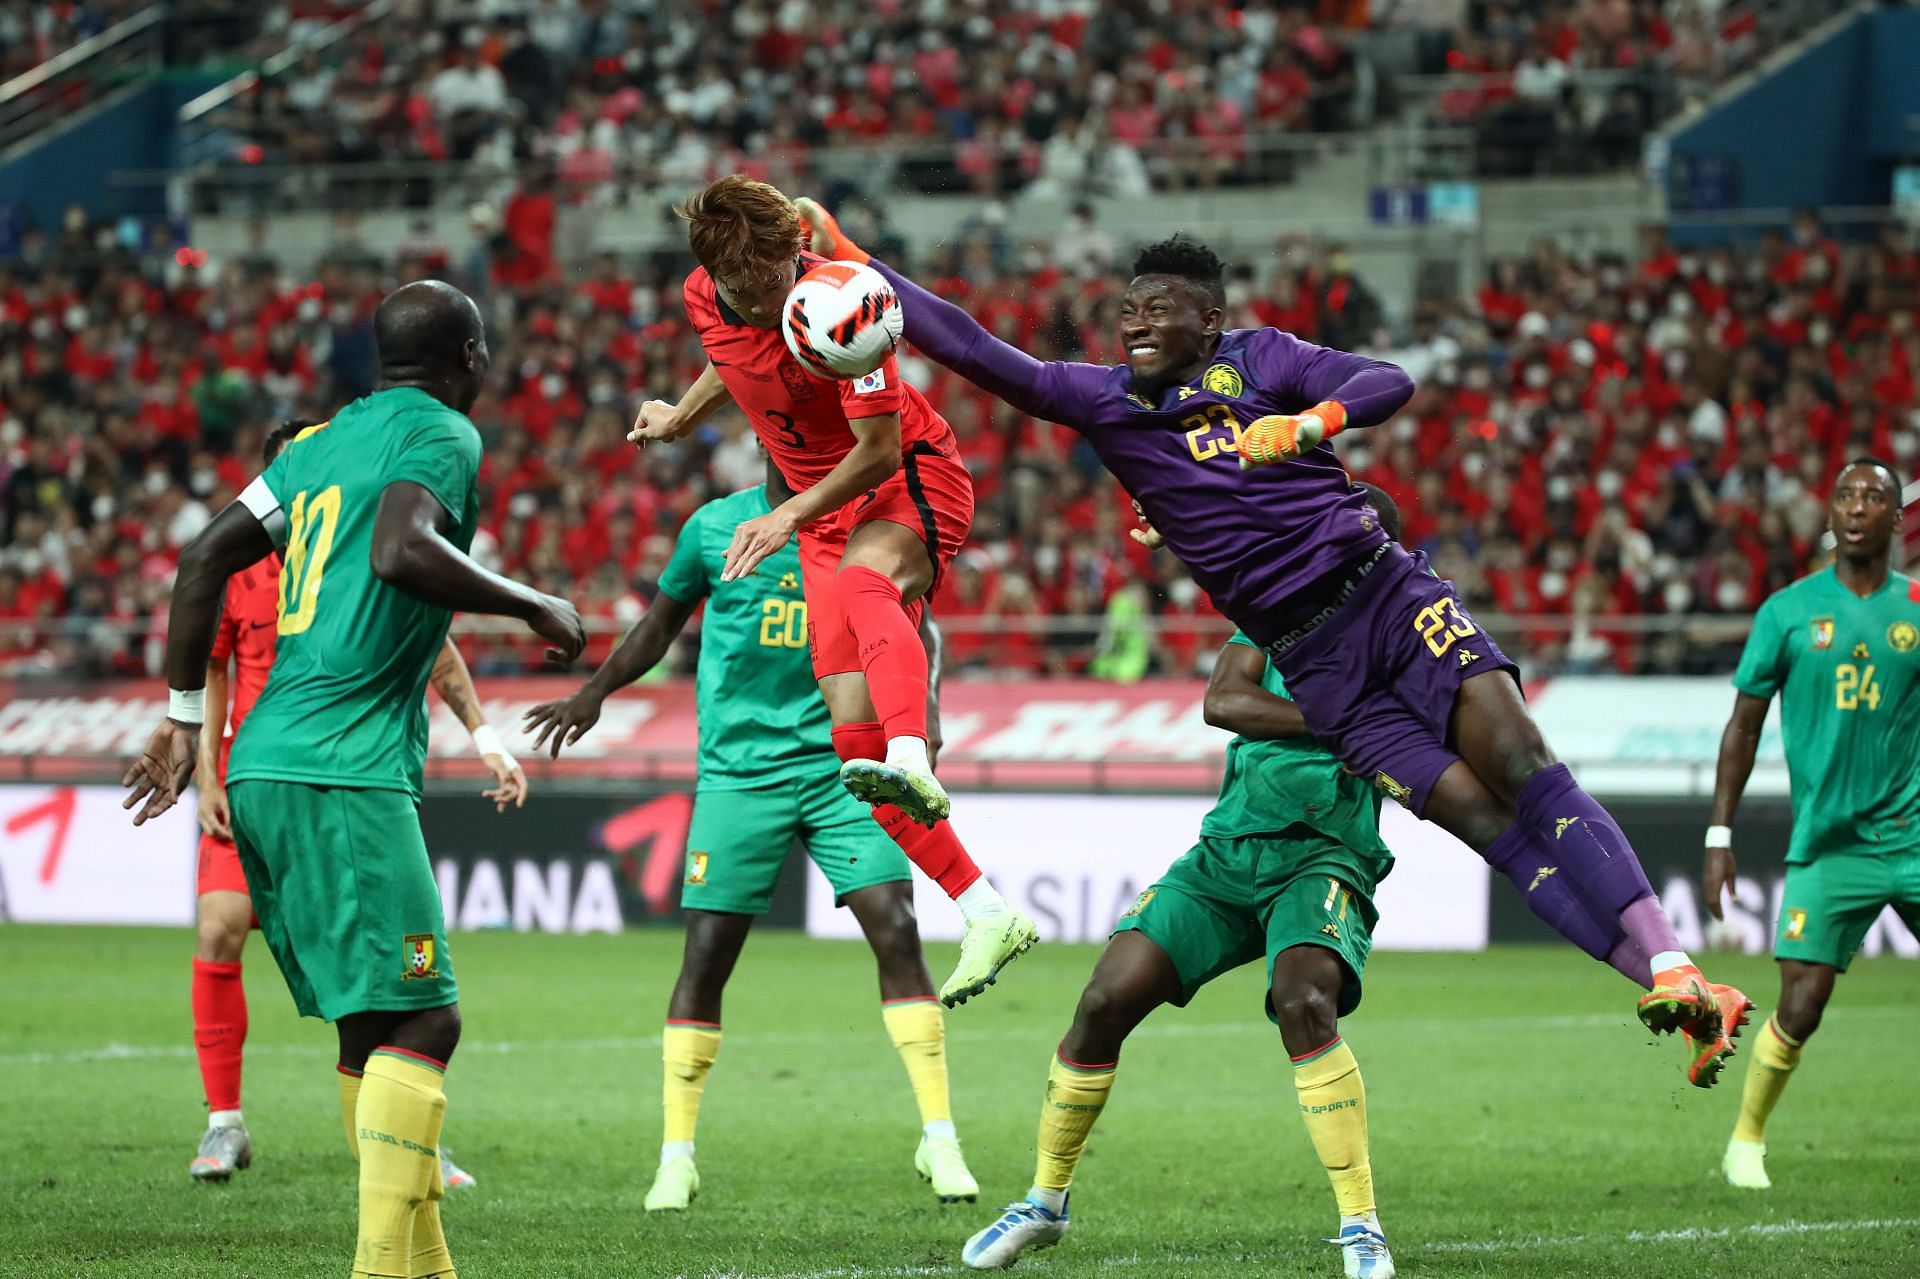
[
  {"x1": 1200, "y1": 633, "x2": 1392, "y2": 868},
  {"x1": 1733, "y1": 566, "x2": 1920, "y2": 861},
  {"x1": 655, "y1": 486, "x2": 832, "y2": 789},
  {"x1": 228, "y1": 387, "x2": 482, "y2": 799}
]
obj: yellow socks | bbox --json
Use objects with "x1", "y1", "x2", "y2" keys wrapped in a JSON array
[
  {"x1": 339, "y1": 1065, "x2": 363, "y2": 1160},
  {"x1": 352, "y1": 1049, "x2": 450, "y2": 1279},
  {"x1": 1293, "y1": 1037, "x2": 1374, "y2": 1219},
  {"x1": 1732, "y1": 1015, "x2": 1803, "y2": 1144},
  {"x1": 1032, "y1": 1049, "x2": 1117, "y2": 1197},
  {"x1": 662, "y1": 1021, "x2": 722, "y2": 1154},
  {"x1": 882, "y1": 997, "x2": 953, "y2": 1132}
]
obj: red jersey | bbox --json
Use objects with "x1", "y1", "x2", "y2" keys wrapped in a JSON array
[
  {"x1": 212, "y1": 554, "x2": 282, "y2": 738},
  {"x1": 683, "y1": 254, "x2": 958, "y2": 492}
]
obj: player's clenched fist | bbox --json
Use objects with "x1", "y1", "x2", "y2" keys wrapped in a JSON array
[
  {"x1": 525, "y1": 592, "x2": 586, "y2": 665},
  {"x1": 123, "y1": 719, "x2": 199, "y2": 825},
  {"x1": 1238, "y1": 400, "x2": 1347, "y2": 469},
  {"x1": 1128, "y1": 498, "x2": 1165, "y2": 549},
  {"x1": 629, "y1": 399, "x2": 692, "y2": 447}
]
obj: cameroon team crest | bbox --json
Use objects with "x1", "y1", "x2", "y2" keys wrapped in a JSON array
[
  {"x1": 402, "y1": 934, "x2": 439, "y2": 980},
  {"x1": 1889, "y1": 620, "x2": 1918, "y2": 653},
  {"x1": 685, "y1": 851, "x2": 709, "y2": 886},
  {"x1": 1373, "y1": 772, "x2": 1413, "y2": 805},
  {"x1": 1810, "y1": 618, "x2": 1834, "y2": 650},
  {"x1": 1121, "y1": 889, "x2": 1156, "y2": 918},
  {"x1": 1784, "y1": 908, "x2": 1807, "y2": 942},
  {"x1": 1201, "y1": 363, "x2": 1244, "y2": 397}
]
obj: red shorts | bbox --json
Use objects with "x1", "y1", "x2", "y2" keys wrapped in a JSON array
[
  {"x1": 801, "y1": 441, "x2": 974, "y2": 679},
  {"x1": 197, "y1": 830, "x2": 253, "y2": 897}
]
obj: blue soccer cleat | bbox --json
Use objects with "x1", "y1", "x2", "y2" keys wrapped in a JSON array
[
  {"x1": 1326, "y1": 1219, "x2": 1396, "y2": 1279},
  {"x1": 961, "y1": 1195, "x2": 1069, "y2": 1269}
]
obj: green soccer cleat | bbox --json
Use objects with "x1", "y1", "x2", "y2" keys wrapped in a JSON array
[
  {"x1": 1723, "y1": 1138, "x2": 1771, "y2": 1189},
  {"x1": 644, "y1": 1155, "x2": 699, "y2": 1212},
  {"x1": 916, "y1": 1134, "x2": 979, "y2": 1203},
  {"x1": 840, "y1": 759, "x2": 951, "y2": 827},
  {"x1": 939, "y1": 910, "x2": 1040, "y2": 1007}
]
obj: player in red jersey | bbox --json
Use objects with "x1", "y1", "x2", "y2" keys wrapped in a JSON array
[
  {"x1": 628, "y1": 176, "x2": 1038, "y2": 1006},
  {"x1": 186, "y1": 420, "x2": 529, "y2": 1183}
]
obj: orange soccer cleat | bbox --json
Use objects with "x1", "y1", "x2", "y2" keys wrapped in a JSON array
[
  {"x1": 1681, "y1": 983, "x2": 1753, "y2": 1089},
  {"x1": 1636, "y1": 963, "x2": 1718, "y2": 1037}
]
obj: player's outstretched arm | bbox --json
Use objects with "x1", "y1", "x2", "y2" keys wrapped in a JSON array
[
  {"x1": 124, "y1": 503, "x2": 277, "y2": 825},
  {"x1": 430, "y1": 637, "x2": 527, "y2": 810},
  {"x1": 629, "y1": 363, "x2": 735, "y2": 447},
  {"x1": 867, "y1": 260, "x2": 1100, "y2": 427},
  {"x1": 722, "y1": 415, "x2": 903, "y2": 582},
  {"x1": 1203, "y1": 640, "x2": 1310, "y2": 741},
  {"x1": 1239, "y1": 340, "x2": 1415, "y2": 468},
  {"x1": 1704, "y1": 691, "x2": 1771, "y2": 920},
  {"x1": 523, "y1": 591, "x2": 698, "y2": 760},
  {"x1": 371, "y1": 480, "x2": 584, "y2": 663}
]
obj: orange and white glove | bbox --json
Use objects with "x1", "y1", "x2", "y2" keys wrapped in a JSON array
[
  {"x1": 794, "y1": 197, "x2": 869, "y2": 265},
  {"x1": 1238, "y1": 401, "x2": 1347, "y2": 469}
]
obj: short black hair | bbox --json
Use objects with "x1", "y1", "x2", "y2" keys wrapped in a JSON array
[
  {"x1": 1839, "y1": 455, "x2": 1903, "y2": 495},
  {"x1": 1131, "y1": 234, "x2": 1225, "y2": 309},
  {"x1": 1357, "y1": 482, "x2": 1404, "y2": 541},
  {"x1": 263, "y1": 419, "x2": 308, "y2": 465}
]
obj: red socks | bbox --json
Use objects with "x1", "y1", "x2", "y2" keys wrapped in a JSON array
[
  {"x1": 838, "y1": 566, "x2": 928, "y2": 743},
  {"x1": 832, "y1": 721, "x2": 982, "y2": 898},
  {"x1": 191, "y1": 958, "x2": 247, "y2": 1113}
]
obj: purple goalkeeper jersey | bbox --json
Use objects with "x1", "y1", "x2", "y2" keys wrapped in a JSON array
[{"x1": 870, "y1": 261, "x2": 1416, "y2": 645}]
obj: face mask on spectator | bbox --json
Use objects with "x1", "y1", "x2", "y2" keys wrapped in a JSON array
[
  {"x1": 1394, "y1": 417, "x2": 1419, "y2": 442},
  {"x1": 541, "y1": 374, "x2": 567, "y2": 400},
  {"x1": 1716, "y1": 580, "x2": 1746, "y2": 610},
  {"x1": 1547, "y1": 475, "x2": 1574, "y2": 503},
  {"x1": 30, "y1": 316, "x2": 53, "y2": 340},
  {"x1": 1169, "y1": 578, "x2": 1198, "y2": 606},
  {"x1": 1678, "y1": 256, "x2": 1699, "y2": 277},
  {"x1": 1627, "y1": 300, "x2": 1649, "y2": 324},
  {"x1": 1664, "y1": 351, "x2": 1688, "y2": 378},
  {"x1": 1601, "y1": 266, "x2": 1624, "y2": 290},
  {"x1": 1345, "y1": 444, "x2": 1373, "y2": 472},
  {"x1": 298, "y1": 298, "x2": 323, "y2": 323},
  {"x1": 92, "y1": 494, "x2": 114, "y2": 522},
  {"x1": 1809, "y1": 321, "x2": 1832, "y2": 346},
  {"x1": 1664, "y1": 581, "x2": 1692, "y2": 611},
  {"x1": 191, "y1": 467, "x2": 216, "y2": 497},
  {"x1": 1538, "y1": 570, "x2": 1567, "y2": 599},
  {"x1": 1596, "y1": 470, "x2": 1623, "y2": 499},
  {"x1": 589, "y1": 382, "x2": 617, "y2": 405},
  {"x1": 1656, "y1": 423, "x2": 1681, "y2": 449},
  {"x1": 1034, "y1": 546, "x2": 1060, "y2": 576},
  {"x1": 1461, "y1": 453, "x2": 1487, "y2": 480},
  {"x1": 1466, "y1": 367, "x2": 1491, "y2": 390},
  {"x1": 144, "y1": 470, "x2": 169, "y2": 496},
  {"x1": 63, "y1": 305, "x2": 86, "y2": 331},
  {"x1": 1707, "y1": 261, "x2": 1730, "y2": 285},
  {"x1": 1524, "y1": 364, "x2": 1550, "y2": 389}
]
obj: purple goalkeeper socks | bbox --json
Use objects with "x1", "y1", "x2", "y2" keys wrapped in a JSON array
[
  {"x1": 1484, "y1": 823, "x2": 1623, "y2": 961},
  {"x1": 1514, "y1": 764, "x2": 1657, "y2": 918}
]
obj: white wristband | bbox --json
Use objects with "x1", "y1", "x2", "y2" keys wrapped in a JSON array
[
  {"x1": 1705, "y1": 824, "x2": 1733, "y2": 849},
  {"x1": 168, "y1": 687, "x2": 206, "y2": 726},
  {"x1": 471, "y1": 724, "x2": 511, "y2": 762}
]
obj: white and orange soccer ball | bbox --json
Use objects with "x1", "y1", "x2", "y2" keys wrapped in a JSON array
[{"x1": 781, "y1": 261, "x2": 903, "y2": 379}]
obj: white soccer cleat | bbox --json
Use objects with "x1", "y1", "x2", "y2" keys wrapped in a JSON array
[
  {"x1": 440, "y1": 1148, "x2": 475, "y2": 1191},
  {"x1": 1328, "y1": 1220, "x2": 1396, "y2": 1279},
  {"x1": 1723, "y1": 1137, "x2": 1771, "y2": 1189},
  {"x1": 915, "y1": 1134, "x2": 979, "y2": 1203},
  {"x1": 939, "y1": 909, "x2": 1040, "y2": 1007},
  {"x1": 962, "y1": 1196, "x2": 1069, "y2": 1269},
  {"x1": 188, "y1": 1123, "x2": 252, "y2": 1182},
  {"x1": 644, "y1": 1154, "x2": 700, "y2": 1211}
]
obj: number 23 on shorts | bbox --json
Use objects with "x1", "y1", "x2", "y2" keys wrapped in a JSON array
[{"x1": 1413, "y1": 596, "x2": 1476, "y2": 658}]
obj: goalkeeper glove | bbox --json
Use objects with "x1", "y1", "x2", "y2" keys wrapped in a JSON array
[
  {"x1": 794, "y1": 198, "x2": 869, "y2": 265},
  {"x1": 1238, "y1": 401, "x2": 1347, "y2": 469}
]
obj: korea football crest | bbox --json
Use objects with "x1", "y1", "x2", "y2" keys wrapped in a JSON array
[
  {"x1": 402, "y1": 933, "x2": 439, "y2": 980},
  {"x1": 1810, "y1": 618, "x2": 1834, "y2": 650}
]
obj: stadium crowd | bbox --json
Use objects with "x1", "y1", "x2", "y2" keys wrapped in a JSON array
[
  {"x1": 199, "y1": 0, "x2": 1777, "y2": 202},
  {"x1": 0, "y1": 202, "x2": 1914, "y2": 682}
]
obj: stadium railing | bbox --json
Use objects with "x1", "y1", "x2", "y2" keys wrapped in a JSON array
[{"x1": 0, "y1": 7, "x2": 170, "y2": 156}]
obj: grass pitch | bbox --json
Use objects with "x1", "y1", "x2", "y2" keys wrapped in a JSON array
[{"x1": 2, "y1": 926, "x2": 1915, "y2": 1279}]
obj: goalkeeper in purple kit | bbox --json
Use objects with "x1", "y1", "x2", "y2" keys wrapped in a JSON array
[{"x1": 799, "y1": 199, "x2": 1747, "y2": 1087}]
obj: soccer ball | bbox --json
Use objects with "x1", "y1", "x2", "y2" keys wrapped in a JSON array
[{"x1": 781, "y1": 261, "x2": 902, "y2": 379}]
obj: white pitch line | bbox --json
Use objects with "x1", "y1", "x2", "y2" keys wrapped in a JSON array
[
  {"x1": 3, "y1": 1005, "x2": 1915, "y2": 1069},
  {"x1": 690, "y1": 1216, "x2": 1920, "y2": 1279}
]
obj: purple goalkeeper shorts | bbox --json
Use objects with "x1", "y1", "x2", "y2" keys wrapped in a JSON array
[{"x1": 1265, "y1": 542, "x2": 1518, "y2": 818}]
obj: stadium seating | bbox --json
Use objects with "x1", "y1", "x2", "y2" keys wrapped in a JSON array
[{"x1": 1, "y1": 197, "x2": 1913, "y2": 682}]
